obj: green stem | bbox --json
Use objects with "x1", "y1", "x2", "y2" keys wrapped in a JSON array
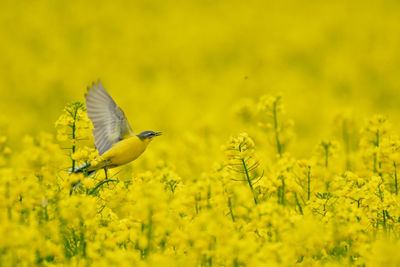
[
  {"x1": 272, "y1": 100, "x2": 282, "y2": 157},
  {"x1": 71, "y1": 107, "x2": 78, "y2": 172},
  {"x1": 394, "y1": 162, "x2": 398, "y2": 195},
  {"x1": 228, "y1": 196, "x2": 235, "y2": 222},
  {"x1": 342, "y1": 120, "x2": 351, "y2": 170},
  {"x1": 324, "y1": 145, "x2": 329, "y2": 168},
  {"x1": 144, "y1": 208, "x2": 153, "y2": 258},
  {"x1": 307, "y1": 166, "x2": 311, "y2": 201},
  {"x1": 79, "y1": 221, "x2": 87, "y2": 257},
  {"x1": 207, "y1": 185, "x2": 211, "y2": 209},
  {"x1": 277, "y1": 186, "x2": 281, "y2": 204},
  {"x1": 281, "y1": 177, "x2": 285, "y2": 205},
  {"x1": 378, "y1": 182, "x2": 384, "y2": 202},
  {"x1": 195, "y1": 192, "x2": 201, "y2": 214},
  {"x1": 294, "y1": 192, "x2": 303, "y2": 215},
  {"x1": 241, "y1": 158, "x2": 258, "y2": 205},
  {"x1": 374, "y1": 130, "x2": 382, "y2": 177},
  {"x1": 88, "y1": 179, "x2": 119, "y2": 195},
  {"x1": 382, "y1": 209, "x2": 386, "y2": 231}
]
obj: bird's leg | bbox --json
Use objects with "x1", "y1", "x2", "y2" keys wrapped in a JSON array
[{"x1": 104, "y1": 161, "x2": 108, "y2": 180}]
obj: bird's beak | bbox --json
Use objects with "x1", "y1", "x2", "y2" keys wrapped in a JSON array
[{"x1": 154, "y1": 132, "x2": 162, "y2": 137}]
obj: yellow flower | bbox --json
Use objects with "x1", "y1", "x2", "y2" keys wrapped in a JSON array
[{"x1": 82, "y1": 178, "x2": 96, "y2": 189}]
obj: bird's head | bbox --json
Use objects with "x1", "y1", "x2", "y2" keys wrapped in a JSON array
[{"x1": 137, "y1": 131, "x2": 162, "y2": 143}]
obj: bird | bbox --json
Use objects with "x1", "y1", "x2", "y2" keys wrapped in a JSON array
[{"x1": 69, "y1": 80, "x2": 161, "y2": 177}]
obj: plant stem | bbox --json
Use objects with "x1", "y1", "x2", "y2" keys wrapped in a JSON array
[
  {"x1": 382, "y1": 209, "x2": 386, "y2": 232},
  {"x1": 294, "y1": 192, "x2": 303, "y2": 215},
  {"x1": 342, "y1": 120, "x2": 351, "y2": 171},
  {"x1": 373, "y1": 130, "x2": 382, "y2": 177},
  {"x1": 88, "y1": 179, "x2": 119, "y2": 195},
  {"x1": 241, "y1": 158, "x2": 258, "y2": 205},
  {"x1": 272, "y1": 100, "x2": 282, "y2": 157},
  {"x1": 228, "y1": 196, "x2": 235, "y2": 222},
  {"x1": 281, "y1": 177, "x2": 285, "y2": 205},
  {"x1": 144, "y1": 208, "x2": 153, "y2": 258},
  {"x1": 307, "y1": 166, "x2": 311, "y2": 201},
  {"x1": 394, "y1": 161, "x2": 398, "y2": 195},
  {"x1": 71, "y1": 107, "x2": 78, "y2": 172},
  {"x1": 324, "y1": 144, "x2": 329, "y2": 168}
]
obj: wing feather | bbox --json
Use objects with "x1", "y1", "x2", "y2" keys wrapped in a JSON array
[{"x1": 85, "y1": 80, "x2": 134, "y2": 155}]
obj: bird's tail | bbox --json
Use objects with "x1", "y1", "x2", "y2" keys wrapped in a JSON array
[{"x1": 68, "y1": 162, "x2": 94, "y2": 175}]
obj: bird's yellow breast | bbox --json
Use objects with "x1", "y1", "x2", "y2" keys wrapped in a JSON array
[{"x1": 100, "y1": 136, "x2": 147, "y2": 167}]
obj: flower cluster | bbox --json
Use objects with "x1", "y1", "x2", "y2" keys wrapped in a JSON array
[
  {"x1": 0, "y1": 136, "x2": 11, "y2": 167},
  {"x1": 3, "y1": 99, "x2": 400, "y2": 266},
  {"x1": 257, "y1": 95, "x2": 294, "y2": 157}
]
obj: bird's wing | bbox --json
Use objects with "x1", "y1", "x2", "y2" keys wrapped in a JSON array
[{"x1": 85, "y1": 80, "x2": 134, "y2": 155}]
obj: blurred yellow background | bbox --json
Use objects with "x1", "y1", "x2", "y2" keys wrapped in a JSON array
[{"x1": 1, "y1": 0, "x2": 400, "y2": 166}]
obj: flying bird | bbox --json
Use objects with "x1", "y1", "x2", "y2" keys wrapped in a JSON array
[{"x1": 69, "y1": 80, "x2": 161, "y2": 176}]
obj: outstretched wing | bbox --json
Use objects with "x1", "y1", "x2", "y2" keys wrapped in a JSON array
[{"x1": 85, "y1": 80, "x2": 134, "y2": 155}]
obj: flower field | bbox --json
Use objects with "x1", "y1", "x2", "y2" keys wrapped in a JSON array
[{"x1": 2, "y1": 1, "x2": 400, "y2": 266}]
